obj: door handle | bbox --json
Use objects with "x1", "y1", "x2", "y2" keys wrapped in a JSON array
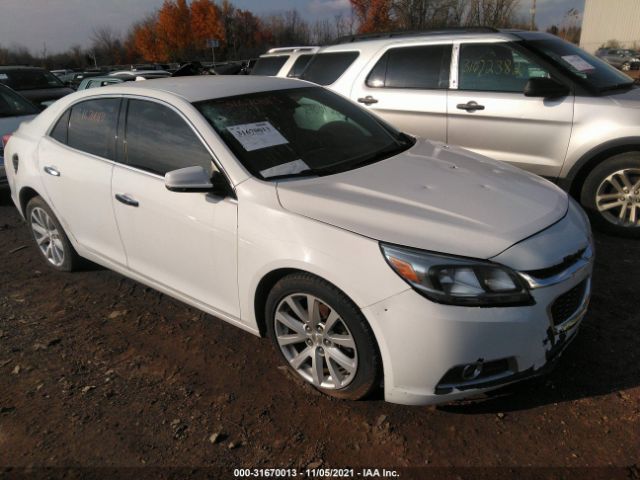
[
  {"x1": 43, "y1": 166, "x2": 61, "y2": 177},
  {"x1": 456, "y1": 101, "x2": 485, "y2": 112},
  {"x1": 357, "y1": 96, "x2": 379, "y2": 106},
  {"x1": 115, "y1": 193, "x2": 139, "y2": 207}
]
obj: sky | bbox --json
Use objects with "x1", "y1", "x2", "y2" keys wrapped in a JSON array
[{"x1": 0, "y1": 0, "x2": 585, "y2": 54}]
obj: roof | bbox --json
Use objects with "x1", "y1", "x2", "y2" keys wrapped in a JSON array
[
  {"x1": 0, "y1": 66, "x2": 46, "y2": 71},
  {"x1": 92, "y1": 75, "x2": 310, "y2": 103}
]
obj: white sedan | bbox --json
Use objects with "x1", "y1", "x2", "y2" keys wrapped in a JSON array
[{"x1": 4, "y1": 76, "x2": 594, "y2": 405}]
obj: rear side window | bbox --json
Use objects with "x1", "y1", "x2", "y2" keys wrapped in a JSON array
[
  {"x1": 251, "y1": 56, "x2": 289, "y2": 76},
  {"x1": 0, "y1": 86, "x2": 39, "y2": 117},
  {"x1": 300, "y1": 52, "x2": 359, "y2": 85},
  {"x1": 125, "y1": 99, "x2": 213, "y2": 176},
  {"x1": 67, "y1": 98, "x2": 120, "y2": 160},
  {"x1": 50, "y1": 109, "x2": 71, "y2": 144},
  {"x1": 287, "y1": 54, "x2": 314, "y2": 78},
  {"x1": 367, "y1": 45, "x2": 452, "y2": 89}
]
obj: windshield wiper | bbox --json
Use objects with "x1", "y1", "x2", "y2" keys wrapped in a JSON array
[{"x1": 599, "y1": 82, "x2": 635, "y2": 93}]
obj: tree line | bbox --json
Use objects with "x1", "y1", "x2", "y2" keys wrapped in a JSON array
[{"x1": 0, "y1": 0, "x2": 581, "y2": 70}]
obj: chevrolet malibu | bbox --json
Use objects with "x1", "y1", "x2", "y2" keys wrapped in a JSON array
[{"x1": 5, "y1": 77, "x2": 594, "y2": 405}]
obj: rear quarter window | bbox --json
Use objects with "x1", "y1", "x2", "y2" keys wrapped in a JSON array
[
  {"x1": 300, "y1": 52, "x2": 359, "y2": 85},
  {"x1": 251, "y1": 56, "x2": 289, "y2": 76},
  {"x1": 287, "y1": 54, "x2": 314, "y2": 78}
]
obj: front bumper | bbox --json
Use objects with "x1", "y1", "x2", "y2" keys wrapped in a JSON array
[{"x1": 361, "y1": 255, "x2": 592, "y2": 406}]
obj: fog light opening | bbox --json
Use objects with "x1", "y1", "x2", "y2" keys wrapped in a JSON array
[{"x1": 461, "y1": 360, "x2": 484, "y2": 381}]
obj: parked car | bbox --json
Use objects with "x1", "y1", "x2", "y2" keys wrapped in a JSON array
[
  {"x1": 0, "y1": 67, "x2": 74, "y2": 109},
  {"x1": 77, "y1": 77, "x2": 124, "y2": 90},
  {"x1": 0, "y1": 84, "x2": 39, "y2": 186},
  {"x1": 5, "y1": 76, "x2": 593, "y2": 405},
  {"x1": 251, "y1": 47, "x2": 319, "y2": 78},
  {"x1": 301, "y1": 28, "x2": 640, "y2": 236},
  {"x1": 77, "y1": 71, "x2": 171, "y2": 90},
  {"x1": 595, "y1": 48, "x2": 640, "y2": 71},
  {"x1": 66, "y1": 71, "x2": 105, "y2": 90}
]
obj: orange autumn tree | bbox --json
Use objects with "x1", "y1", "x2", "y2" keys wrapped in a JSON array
[
  {"x1": 156, "y1": 0, "x2": 194, "y2": 61},
  {"x1": 191, "y1": 0, "x2": 225, "y2": 53},
  {"x1": 130, "y1": 14, "x2": 166, "y2": 62},
  {"x1": 350, "y1": 0, "x2": 395, "y2": 34}
]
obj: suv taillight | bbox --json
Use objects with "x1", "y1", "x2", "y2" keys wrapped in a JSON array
[{"x1": 1, "y1": 133, "x2": 11, "y2": 155}]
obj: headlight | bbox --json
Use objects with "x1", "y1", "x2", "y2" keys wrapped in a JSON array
[{"x1": 380, "y1": 243, "x2": 533, "y2": 307}]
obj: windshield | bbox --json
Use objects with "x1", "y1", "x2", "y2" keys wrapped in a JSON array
[
  {"x1": 525, "y1": 38, "x2": 634, "y2": 92},
  {"x1": 0, "y1": 85, "x2": 39, "y2": 117},
  {"x1": 195, "y1": 87, "x2": 413, "y2": 180},
  {"x1": 0, "y1": 69, "x2": 66, "y2": 90}
]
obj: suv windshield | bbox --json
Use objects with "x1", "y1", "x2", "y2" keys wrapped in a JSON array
[
  {"x1": 195, "y1": 87, "x2": 414, "y2": 180},
  {"x1": 525, "y1": 38, "x2": 634, "y2": 92},
  {"x1": 0, "y1": 85, "x2": 39, "y2": 117},
  {"x1": 0, "y1": 69, "x2": 65, "y2": 90}
]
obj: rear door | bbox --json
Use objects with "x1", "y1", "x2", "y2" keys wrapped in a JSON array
[
  {"x1": 111, "y1": 98, "x2": 239, "y2": 317},
  {"x1": 37, "y1": 97, "x2": 127, "y2": 265},
  {"x1": 349, "y1": 42, "x2": 452, "y2": 143},
  {"x1": 446, "y1": 41, "x2": 574, "y2": 178}
]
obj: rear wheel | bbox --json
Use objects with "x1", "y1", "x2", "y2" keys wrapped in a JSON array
[
  {"x1": 265, "y1": 273, "x2": 381, "y2": 400},
  {"x1": 26, "y1": 196, "x2": 81, "y2": 271},
  {"x1": 580, "y1": 152, "x2": 640, "y2": 237}
]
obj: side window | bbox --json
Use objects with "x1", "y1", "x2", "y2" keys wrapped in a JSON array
[
  {"x1": 287, "y1": 54, "x2": 314, "y2": 78},
  {"x1": 50, "y1": 109, "x2": 70, "y2": 144},
  {"x1": 300, "y1": 52, "x2": 359, "y2": 86},
  {"x1": 458, "y1": 43, "x2": 550, "y2": 93},
  {"x1": 367, "y1": 45, "x2": 452, "y2": 89},
  {"x1": 125, "y1": 99, "x2": 213, "y2": 176},
  {"x1": 250, "y1": 56, "x2": 289, "y2": 76},
  {"x1": 67, "y1": 98, "x2": 120, "y2": 159}
]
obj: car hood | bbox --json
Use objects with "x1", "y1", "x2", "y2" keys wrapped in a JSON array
[{"x1": 276, "y1": 140, "x2": 568, "y2": 259}]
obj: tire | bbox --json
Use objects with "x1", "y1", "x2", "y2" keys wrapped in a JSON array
[
  {"x1": 265, "y1": 272, "x2": 381, "y2": 400},
  {"x1": 580, "y1": 152, "x2": 640, "y2": 237},
  {"x1": 26, "y1": 196, "x2": 81, "y2": 271}
]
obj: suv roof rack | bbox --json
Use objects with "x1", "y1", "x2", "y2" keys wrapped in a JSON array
[
  {"x1": 332, "y1": 27, "x2": 500, "y2": 45},
  {"x1": 266, "y1": 46, "x2": 319, "y2": 54}
]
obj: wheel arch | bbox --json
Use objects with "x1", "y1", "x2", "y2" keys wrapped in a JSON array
[
  {"x1": 561, "y1": 137, "x2": 640, "y2": 198},
  {"x1": 18, "y1": 186, "x2": 42, "y2": 217}
]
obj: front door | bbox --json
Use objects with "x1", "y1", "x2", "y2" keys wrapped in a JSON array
[
  {"x1": 111, "y1": 98, "x2": 239, "y2": 317},
  {"x1": 447, "y1": 41, "x2": 574, "y2": 178}
]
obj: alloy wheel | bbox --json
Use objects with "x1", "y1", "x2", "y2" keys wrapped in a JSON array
[
  {"x1": 30, "y1": 206, "x2": 65, "y2": 266},
  {"x1": 274, "y1": 293, "x2": 358, "y2": 389},
  {"x1": 595, "y1": 168, "x2": 640, "y2": 227}
]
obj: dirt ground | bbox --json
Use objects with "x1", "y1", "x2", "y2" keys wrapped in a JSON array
[{"x1": 0, "y1": 187, "x2": 638, "y2": 479}]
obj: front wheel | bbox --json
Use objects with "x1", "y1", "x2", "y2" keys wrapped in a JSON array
[
  {"x1": 265, "y1": 273, "x2": 381, "y2": 400},
  {"x1": 580, "y1": 152, "x2": 640, "y2": 237}
]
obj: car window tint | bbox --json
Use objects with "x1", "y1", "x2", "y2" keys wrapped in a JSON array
[
  {"x1": 458, "y1": 43, "x2": 550, "y2": 93},
  {"x1": 0, "y1": 86, "x2": 39, "y2": 117},
  {"x1": 50, "y1": 109, "x2": 71, "y2": 144},
  {"x1": 367, "y1": 45, "x2": 451, "y2": 89},
  {"x1": 250, "y1": 56, "x2": 289, "y2": 76},
  {"x1": 300, "y1": 52, "x2": 359, "y2": 85},
  {"x1": 67, "y1": 98, "x2": 119, "y2": 159},
  {"x1": 287, "y1": 54, "x2": 314, "y2": 78},
  {"x1": 125, "y1": 99, "x2": 213, "y2": 176}
]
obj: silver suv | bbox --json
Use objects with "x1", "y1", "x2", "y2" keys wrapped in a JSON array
[{"x1": 300, "y1": 28, "x2": 640, "y2": 237}]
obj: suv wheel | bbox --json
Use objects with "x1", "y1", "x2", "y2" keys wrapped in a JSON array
[
  {"x1": 26, "y1": 196, "x2": 81, "y2": 271},
  {"x1": 265, "y1": 273, "x2": 381, "y2": 400},
  {"x1": 581, "y1": 152, "x2": 640, "y2": 237}
]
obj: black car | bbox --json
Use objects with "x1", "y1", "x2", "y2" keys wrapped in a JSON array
[{"x1": 0, "y1": 66, "x2": 74, "y2": 109}]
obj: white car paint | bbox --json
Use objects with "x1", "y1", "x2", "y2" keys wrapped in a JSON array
[{"x1": 5, "y1": 76, "x2": 594, "y2": 405}]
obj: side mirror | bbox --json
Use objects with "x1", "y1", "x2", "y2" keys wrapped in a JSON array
[
  {"x1": 165, "y1": 166, "x2": 213, "y2": 192},
  {"x1": 524, "y1": 77, "x2": 570, "y2": 99}
]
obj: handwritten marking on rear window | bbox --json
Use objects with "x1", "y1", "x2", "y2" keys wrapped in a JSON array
[
  {"x1": 79, "y1": 109, "x2": 107, "y2": 123},
  {"x1": 227, "y1": 121, "x2": 289, "y2": 152}
]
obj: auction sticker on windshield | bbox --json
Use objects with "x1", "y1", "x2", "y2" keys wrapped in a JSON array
[
  {"x1": 561, "y1": 55, "x2": 595, "y2": 72},
  {"x1": 227, "y1": 121, "x2": 289, "y2": 152}
]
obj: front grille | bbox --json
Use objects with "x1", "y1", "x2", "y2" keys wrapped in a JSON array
[
  {"x1": 525, "y1": 248, "x2": 585, "y2": 280},
  {"x1": 551, "y1": 280, "x2": 587, "y2": 326}
]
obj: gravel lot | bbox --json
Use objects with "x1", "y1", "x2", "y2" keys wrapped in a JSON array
[{"x1": 0, "y1": 188, "x2": 638, "y2": 479}]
